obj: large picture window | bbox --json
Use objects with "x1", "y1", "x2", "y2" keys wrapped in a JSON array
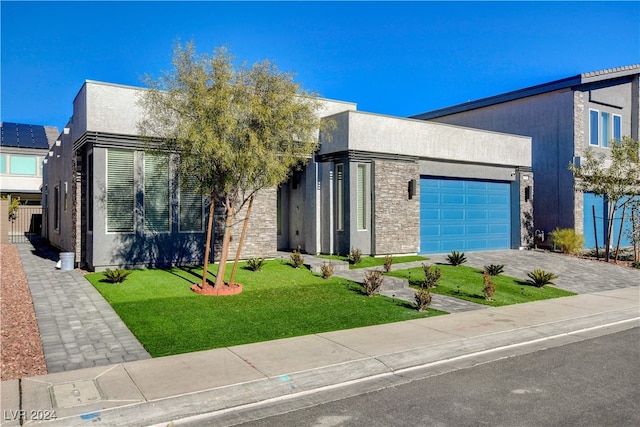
[
  {"x1": 9, "y1": 155, "x2": 37, "y2": 175},
  {"x1": 144, "y1": 153, "x2": 170, "y2": 232},
  {"x1": 107, "y1": 149, "x2": 134, "y2": 232}
]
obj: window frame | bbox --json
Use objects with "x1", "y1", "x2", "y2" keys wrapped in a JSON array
[
  {"x1": 143, "y1": 152, "x2": 171, "y2": 233},
  {"x1": 178, "y1": 174, "x2": 204, "y2": 233},
  {"x1": 356, "y1": 164, "x2": 367, "y2": 231},
  {"x1": 106, "y1": 149, "x2": 135, "y2": 233},
  {"x1": 336, "y1": 163, "x2": 344, "y2": 231}
]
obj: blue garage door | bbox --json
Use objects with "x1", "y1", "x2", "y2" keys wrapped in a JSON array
[{"x1": 420, "y1": 177, "x2": 511, "y2": 253}]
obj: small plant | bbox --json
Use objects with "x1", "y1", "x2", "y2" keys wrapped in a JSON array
[
  {"x1": 7, "y1": 197, "x2": 20, "y2": 222},
  {"x1": 362, "y1": 270, "x2": 383, "y2": 296},
  {"x1": 321, "y1": 261, "x2": 334, "y2": 279},
  {"x1": 484, "y1": 264, "x2": 505, "y2": 276},
  {"x1": 103, "y1": 268, "x2": 131, "y2": 284},
  {"x1": 632, "y1": 261, "x2": 640, "y2": 269},
  {"x1": 414, "y1": 288, "x2": 432, "y2": 312},
  {"x1": 290, "y1": 246, "x2": 304, "y2": 269},
  {"x1": 447, "y1": 250, "x2": 467, "y2": 266},
  {"x1": 421, "y1": 263, "x2": 441, "y2": 288},
  {"x1": 483, "y1": 271, "x2": 496, "y2": 301},
  {"x1": 550, "y1": 228, "x2": 584, "y2": 255},
  {"x1": 383, "y1": 255, "x2": 394, "y2": 273},
  {"x1": 247, "y1": 258, "x2": 265, "y2": 272},
  {"x1": 348, "y1": 247, "x2": 363, "y2": 265},
  {"x1": 526, "y1": 269, "x2": 558, "y2": 288}
]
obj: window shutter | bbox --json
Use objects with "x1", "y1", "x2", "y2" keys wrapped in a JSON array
[
  {"x1": 179, "y1": 175, "x2": 203, "y2": 232},
  {"x1": 144, "y1": 153, "x2": 170, "y2": 232},
  {"x1": 107, "y1": 149, "x2": 134, "y2": 232}
]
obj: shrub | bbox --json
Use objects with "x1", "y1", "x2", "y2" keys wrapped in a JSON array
[
  {"x1": 632, "y1": 261, "x2": 640, "y2": 269},
  {"x1": 421, "y1": 263, "x2": 442, "y2": 288},
  {"x1": 103, "y1": 268, "x2": 130, "y2": 284},
  {"x1": 383, "y1": 255, "x2": 394, "y2": 273},
  {"x1": 247, "y1": 258, "x2": 265, "y2": 272},
  {"x1": 290, "y1": 246, "x2": 304, "y2": 269},
  {"x1": 550, "y1": 228, "x2": 584, "y2": 255},
  {"x1": 362, "y1": 270, "x2": 384, "y2": 296},
  {"x1": 348, "y1": 247, "x2": 363, "y2": 265},
  {"x1": 483, "y1": 271, "x2": 496, "y2": 301},
  {"x1": 484, "y1": 264, "x2": 505, "y2": 276},
  {"x1": 526, "y1": 269, "x2": 558, "y2": 288},
  {"x1": 447, "y1": 250, "x2": 467, "y2": 266},
  {"x1": 414, "y1": 288, "x2": 432, "y2": 312},
  {"x1": 321, "y1": 261, "x2": 334, "y2": 279}
]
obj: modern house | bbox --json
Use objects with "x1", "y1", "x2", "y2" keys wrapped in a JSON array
[
  {"x1": 43, "y1": 80, "x2": 533, "y2": 271},
  {"x1": 1, "y1": 122, "x2": 58, "y2": 203},
  {"x1": 1, "y1": 122, "x2": 58, "y2": 243},
  {"x1": 412, "y1": 65, "x2": 640, "y2": 248}
]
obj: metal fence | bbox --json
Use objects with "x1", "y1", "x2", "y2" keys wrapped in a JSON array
[{"x1": 9, "y1": 206, "x2": 44, "y2": 244}]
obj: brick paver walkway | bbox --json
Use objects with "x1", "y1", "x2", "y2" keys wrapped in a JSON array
[{"x1": 16, "y1": 239, "x2": 150, "y2": 373}]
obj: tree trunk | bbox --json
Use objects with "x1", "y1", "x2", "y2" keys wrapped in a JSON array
[
  {"x1": 214, "y1": 195, "x2": 235, "y2": 289},
  {"x1": 229, "y1": 194, "x2": 255, "y2": 285},
  {"x1": 614, "y1": 205, "x2": 626, "y2": 263},
  {"x1": 200, "y1": 191, "x2": 216, "y2": 288}
]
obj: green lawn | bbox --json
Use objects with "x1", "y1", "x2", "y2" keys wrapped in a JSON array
[
  {"x1": 317, "y1": 254, "x2": 428, "y2": 269},
  {"x1": 86, "y1": 261, "x2": 446, "y2": 357},
  {"x1": 387, "y1": 264, "x2": 576, "y2": 307}
]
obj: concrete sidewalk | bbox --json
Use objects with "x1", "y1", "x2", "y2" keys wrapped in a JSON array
[{"x1": 2, "y1": 286, "x2": 638, "y2": 427}]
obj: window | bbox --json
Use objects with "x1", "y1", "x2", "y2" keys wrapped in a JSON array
[
  {"x1": 144, "y1": 153, "x2": 170, "y2": 232},
  {"x1": 357, "y1": 164, "x2": 366, "y2": 230},
  {"x1": 63, "y1": 182, "x2": 68, "y2": 212},
  {"x1": 87, "y1": 152, "x2": 93, "y2": 232},
  {"x1": 336, "y1": 164, "x2": 344, "y2": 231},
  {"x1": 107, "y1": 149, "x2": 134, "y2": 232},
  {"x1": 590, "y1": 109, "x2": 622, "y2": 147},
  {"x1": 54, "y1": 184, "x2": 60, "y2": 231},
  {"x1": 276, "y1": 187, "x2": 282, "y2": 235},
  {"x1": 613, "y1": 115, "x2": 621, "y2": 143},
  {"x1": 179, "y1": 174, "x2": 203, "y2": 232},
  {"x1": 601, "y1": 111, "x2": 610, "y2": 148},
  {"x1": 0, "y1": 155, "x2": 6, "y2": 174},
  {"x1": 589, "y1": 110, "x2": 599, "y2": 146},
  {"x1": 9, "y1": 155, "x2": 37, "y2": 175}
]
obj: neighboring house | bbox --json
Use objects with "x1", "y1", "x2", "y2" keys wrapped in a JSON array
[
  {"x1": 412, "y1": 65, "x2": 640, "y2": 248},
  {"x1": 1, "y1": 122, "x2": 58, "y2": 242},
  {"x1": 43, "y1": 80, "x2": 533, "y2": 271},
  {"x1": 1, "y1": 122, "x2": 58, "y2": 203}
]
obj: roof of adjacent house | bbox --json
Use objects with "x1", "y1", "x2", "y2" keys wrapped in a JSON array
[
  {"x1": 411, "y1": 64, "x2": 640, "y2": 120},
  {"x1": 0, "y1": 122, "x2": 58, "y2": 149}
]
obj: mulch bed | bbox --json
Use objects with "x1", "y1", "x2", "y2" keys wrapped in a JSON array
[{"x1": 1, "y1": 244, "x2": 47, "y2": 380}]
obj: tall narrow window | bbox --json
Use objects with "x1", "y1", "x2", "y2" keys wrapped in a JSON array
[
  {"x1": 63, "y1": 182, "x2": 68, "y2": 212},
  {"x1": 601, "y1": 111, "x2": 611, "y2": 148},
  {"x1": 589, "y1": 110, "x2": 599, "y2": 146},
  {"x1": 87, "y1": 152, "x2": 93, "y2": 232},
  {"x1": 0, "y1": 155, "x2": 6, "y2": 174},
  {"x1": 336, "y1": 164, "x2": 344, "y2": 231},
  {"x1": 613, "y1": 115, "x2": 621, "y2": 143},
  {"x1": 276, "y1": 187, "x2": 282, "y2": 236},
  {"x1": 107, "y1": 149, "x2": 134, "y2": 232},
  {"x1": 357, "y1": 164, "x2": 366, "y2": 230},
  {"x1": 54, "y1": 184, "x2": 60, "y2": 231},
  {"x1": 179, "y1": 174, "x2": 203, "y2": 232},
  {"x1": 144, "y1": 153, "x2": 170, "y2": 232}
]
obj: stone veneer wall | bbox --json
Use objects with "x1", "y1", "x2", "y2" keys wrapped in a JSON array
[
  {"x1": 373, "y1": 160, "x2": 420, "y2": 254},
  {"x1": 573, "y1": 91, "x2": 585, "y2": 236},
  {"x1": 518, "y1": 169, "x2": 535, "y2": 248},
  {"x1": 214, "y1": 188, "x2": 277, "y2": 260}
]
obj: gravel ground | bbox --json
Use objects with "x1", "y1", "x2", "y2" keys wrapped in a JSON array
[{"x1": 1, "y1": 244, "x2": 47, "y2": 380}]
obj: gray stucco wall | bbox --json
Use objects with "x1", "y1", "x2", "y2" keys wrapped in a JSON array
[{"x1": 426, "y1": 90, "x2": 575, "y2": 235}]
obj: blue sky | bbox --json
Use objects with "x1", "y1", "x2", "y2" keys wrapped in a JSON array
[{"x1": 2, "y1": 1, "x2": 639, "y2": 131}]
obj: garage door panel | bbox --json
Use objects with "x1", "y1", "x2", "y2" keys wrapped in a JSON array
[{"x1": 420, "y1": 177, "x2": 511, "y2": 253}]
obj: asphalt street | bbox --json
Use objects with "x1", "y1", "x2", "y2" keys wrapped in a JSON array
[{"x1": 217, "y1": 327, "x2": 640, "y2": 427}]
